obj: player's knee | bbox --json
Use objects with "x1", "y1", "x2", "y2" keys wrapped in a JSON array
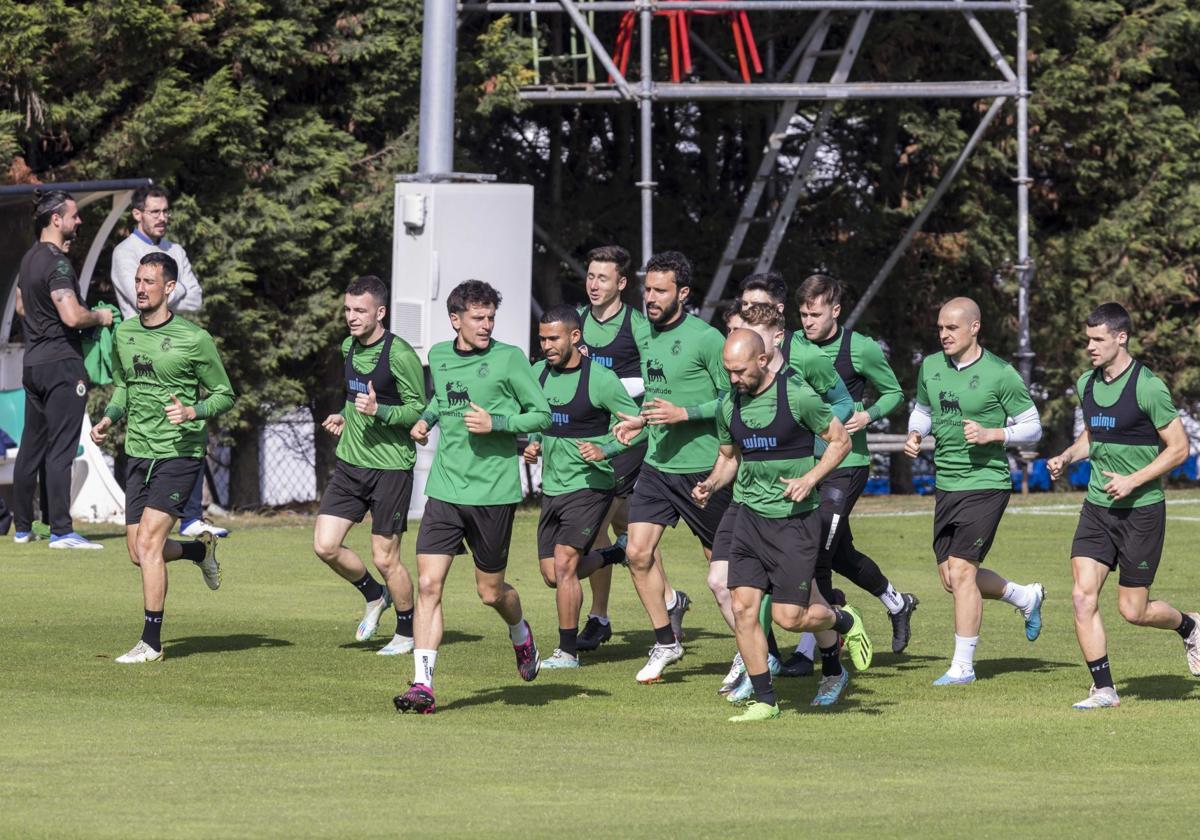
[
  {"x1": 1071, "y1": 586, "x2": 1098, "y2": 617},
  {"x1": 540, "y1": 567, "x2": 557, "y2": 588},
  {"x1": 706, "y1": 569, "x2": 729, "y2": 600},
  {"x1": 475, "y1": 580, "x2": 505, "y2": 607},
  {"x1": 417, "y1": 574, "x2": 444, "y2": 603},
  {"x1": 625, "y1": 542, "x2": 654, "y2": 572},
  {"x1": 553, "y1": 556, "x2": 576, "y2": 583},
  {"x1": 1118, "y1": 598, "x2": 1149, "y2": 625},
  {"x1": 312, "y1": 538, "x2": 338, "y2": 563},
  {"x1": 730, "y1": 596, "x2": 757, "y2": 625}
]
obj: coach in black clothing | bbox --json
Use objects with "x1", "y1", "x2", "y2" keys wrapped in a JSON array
[{"x1": 12, "y1": 190, "x2": 113, "y2": 546}]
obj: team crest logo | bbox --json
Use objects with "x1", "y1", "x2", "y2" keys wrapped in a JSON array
[
  {"x1": 445, "y1": 380, "x2": 470, "y2": 406},
  {"x1": 645, "y1": 358, "x2": 666, "y2": 383},
  {"x1": 938, "y1": 390, "x2": 961, "y2": 415},
  {"x1": 75, "y1": 381, "x2": 86, "y2": 397},
  {"x1": 160, "y1": 337, "x2": 173, "y2": 352},
  {"x1": 169, "y1": 491, "x2": 182, "y2": 503},
  {"x1": 126, "y1": 336, "x2": 135, "y2": 344},
  {"x1": 477, "y1": 362, "x2": 490, "y2": 379},
  {"x1": 670, "y1": 339, "x2": 682, "y2": 356},
  {"x1": 968, "y1": 374, "x2": 981, "y2": 390},
  {"x1": 132, "y1": 354, "x2": 157, "y2": 378},
  {"x1": 438, "y1": 362, "x2": 448, "y2": 371},
  {"x1": 930, "y1": 371, "x2": 941, "y2": 381}
]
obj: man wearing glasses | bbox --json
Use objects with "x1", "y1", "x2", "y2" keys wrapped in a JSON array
[{"x1": 111, "y1": 185, "x2": 218, "y2": 539}]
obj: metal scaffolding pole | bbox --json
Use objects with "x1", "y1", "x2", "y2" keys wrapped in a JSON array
[
  {"x1": 520, "y1": 80, "x2": 1018, "y2": 101},
  {"x1": 469, "y1": 2, "x2": 1017, "y2": 11},
  {"x1": 638, "y1": 5, "x2": 654, "y2": 263},
  {"x1": 844, "y1": 95, "x2": 1008, "y2": 330},
  {"x1": 1015, "y1": 2, "x2": 1034, "y2": 384},
  {"x1": 418, "y1": 0, "x2": 457, "y2": 174},
  {"x1": 555, "y1": 0, "x2": 635, "y2": 99}
]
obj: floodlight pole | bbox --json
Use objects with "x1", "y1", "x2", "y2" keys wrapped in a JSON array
[
  {"x1": 419, "y1": 0, "x2": 458, "y2": 174},
  {"x1": 1015, "y1": 1, "x2": 1034, "y2": 385}
]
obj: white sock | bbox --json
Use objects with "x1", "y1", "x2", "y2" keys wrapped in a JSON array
[
  {"x1": 664, "y1": 590, "x2": 678, "y2": 611},
  {"x1": 949, "y1": 635, "x2": 978, "y2": 676},
  {"x1": 508, "y1": 618, "x2": 530, "y2": 645},
  {"x1": 1001, "y1": 582, "x2": 1032, "y2": 611},
  {"x1": 588, "y1": 614, "x2": 610, "y2": 626},
  {"x1": 795, "y1": 632, "x2": 817, "y2": 659},
  {"x1": 414, "y1": 648, "x2": 437, "y2": 687},
  {"x1": 879, "y1": 584, "x2": 905, "y2": 614}
]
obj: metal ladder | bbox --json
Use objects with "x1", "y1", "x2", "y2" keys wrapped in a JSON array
[{"x1": 700, "y1": 11, "x2": 873, "y2": 321}]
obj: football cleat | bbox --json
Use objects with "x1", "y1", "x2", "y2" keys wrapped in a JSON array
[
  {"x1": 115, "y1": 640, "x2": 163, "y2": 664},
  {"x1": 356, "y1": 590, "x2": 393, "y2": 642},
  {"x1": 394, "y1": 683, "x2": 436, "y2": 714},
  {"x1": 635, "y1": 642, "x2": 683, "y2": 684}
]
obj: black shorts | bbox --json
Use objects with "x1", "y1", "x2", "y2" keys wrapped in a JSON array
[
  {"x1": 932, "y1": 489, "x2": 1010, "y2": 564},
  {"x1": 817, "y1": 466, "x2": 869, "y2": 570},
  {"x1": 536, "y1": 488, "x2": 613, "y2": 559},
  {"x1": 728, "y1": 507, "x2": 821, "y2": 607},
  {"x1": 610, "y1": 443, "x2": 647, "y2": 499},
  {"x1": 1072, "y1": 500, "x2": 1166, "y2": 588},
  {"x1": 125, "y1": 457, "x2": 203, "y2": 525},
  {"x1": 628, "y1": 464, "x2": 731, "y2": 549},
  {"x1": 317, "y1": 460, "x2": 413, "y2": 536},
  {"x1": 415, "y1": 498, "x2": 517, "y2": 574},
  {"x1": 709, "y1": 501, "x2": 743, "y2": 562}
]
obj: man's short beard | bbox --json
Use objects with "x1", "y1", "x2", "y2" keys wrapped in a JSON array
[{"x1": 650, "y1": 297, "x2": 680, "y2": 326}]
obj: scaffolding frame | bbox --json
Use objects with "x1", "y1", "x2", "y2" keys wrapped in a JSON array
[{"x1": 444, "y1": 1, "x2": 1035, "y2": 381}]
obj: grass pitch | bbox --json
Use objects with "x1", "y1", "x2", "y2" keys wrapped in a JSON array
[{"x1": 4, "y1": 491, "x2": 1200, "y2": 838}]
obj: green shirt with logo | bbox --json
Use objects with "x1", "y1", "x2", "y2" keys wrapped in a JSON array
[
  {"x1": 530, "y1": 359, "x2": 641, "y2": 495},
  {"x1": 716, "y1": 375, "x2": 833, "y2": 518},
  {"x1": 915, "y1": 349, "x2": 1034, "y2": 492},
  {"x1": 336, "y1": 334, "x2": 426, "y2": 471},
  {"x1": 640, "y1": 314, "x2": 728, "y2": 474},
  {"x1": 1075, "y1": 363, "x2": 1177, "y2": 509},
  {"x1": 104, "y1": 315, "x2": 235, "y2": 459},
  {"x1": 423, "y1": 340, "x2": 551, "y2": 505}
]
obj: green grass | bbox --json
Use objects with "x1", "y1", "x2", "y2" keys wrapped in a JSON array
[{"x1": 4, "y1": 491, "x2": 1200, "y2": 838}]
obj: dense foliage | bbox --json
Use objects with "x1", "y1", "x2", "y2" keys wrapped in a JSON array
[{"x1": 3, "y1": 1, "x2": 1196, "y2": 503}]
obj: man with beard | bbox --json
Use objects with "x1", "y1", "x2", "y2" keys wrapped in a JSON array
[
  {"x1": 90, "y1": 252, "x2": 235, "y2": 662},
  {"x1": 525, "y1": 305, "x2": 642, "y2": 668},
  {"x1": 612, "y1": 251, "x2": 730, "y2": 684},
  {"x1": 13, "y1": 190, "x2": 113, "y2": 549},
  {"x1": 695, "y1": 329, "x2": 870, "y2": 720},
  {"x1": 576, "y1": 245, "x2": 687, "y2": 651},
  {"x1": 110, "y1": 185, "x2": 217, "y2": 540}
]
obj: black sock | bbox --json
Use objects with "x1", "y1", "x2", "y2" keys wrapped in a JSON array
[
  {"x1": 598, "y1": 542, "x2": 626, "y2": 567},
  {"x1": 1176, "y1": 613, "x2": 1196, "y2": 640},
  {"x1": 395, "y1": 608, "x2": 414, "y2": 637},
  {"x1": 748, "y1": 671, "x2": 776, "y2": 706},
  {"x1": 654, "y1": 623, "x2": 676, "y2": 646},
  {"x1": 559, "y1": 627, "x2": 578, "y2": 657},
  {"x1": 766, "y1": 628, "x2": 781, "y2": 660},
  {"x1": 141, "y1": 610, "x2": 164, "y2": 651},
  {"x1": 831, "y1": 607, "x2": 854, "y2": 635},
  {"x1": 351, "y1": 572, "x2": 384, "y2": 603},
  {"x1": 819, "y1": 644, "x2": 843, "y2": 678},
  {"x1": 1087, "y1": 655, "x2": 1114, "y2": 690},
  {"x1": 179, "y1": 541, "x2": 206, "y2": 562}
]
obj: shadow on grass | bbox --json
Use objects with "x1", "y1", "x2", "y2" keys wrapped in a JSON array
[
  {"x1": 1120, "y1": 674, "x2": 1200, "y2": 702},
  {"x1": 873, "y1": 653, "x2": 944, "y2": 671},
  {"x1": 164, "y1": 634, "x2": 293, "y2": 659},
  {"x1": 576, "y1": 629, "x2": 728, "y2": 667},
  {"x1": 973, "y1": 656, "x2": 1075, "y2": 680},
  {"x1": 776, "y1": 682, "x2": 897, "y2": 716},
  {"x1": 338, "y1": 630, "x2": 483, "y2": 652},
  {"x1": 438, "y1": 682, "x2": 611, "y2": 712}
]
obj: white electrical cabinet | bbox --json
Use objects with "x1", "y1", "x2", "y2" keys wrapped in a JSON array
[
  {"x1": 390, "y1": 180, "x2": 535, "y2": 518},
  {"x1": 390, "y1": 181, "x2": 534, "y2": 364}
]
